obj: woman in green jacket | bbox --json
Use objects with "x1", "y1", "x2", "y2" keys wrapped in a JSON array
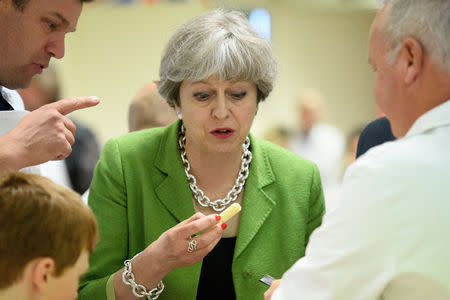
[{"x1": 79, "y1": 9, "x2": 325, "y2": 300}]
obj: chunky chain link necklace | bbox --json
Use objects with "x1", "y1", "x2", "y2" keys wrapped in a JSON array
[{"x1": 178, "y1": 124, "x2": 252, "y2": 212}]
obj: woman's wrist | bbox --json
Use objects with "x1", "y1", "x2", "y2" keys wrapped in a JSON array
[
  {"x1": 113, "y1": 246, "x2": 170, "y2": 300},
  {"x1": 122, "y1": 254, "x2": 164, "y2": 299},
  {"x1": 132, "y1": 247, "x2": 170, "y2": 289}
]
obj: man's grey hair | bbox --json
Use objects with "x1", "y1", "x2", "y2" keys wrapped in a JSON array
[
  {"x1": 377, "y1": 0, "x2": 450, "y2": 73},
  {"x1": 158, "y1": 9, "x2": 277, "y2": 108}
]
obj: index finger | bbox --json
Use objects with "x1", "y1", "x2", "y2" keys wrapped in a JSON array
[
  {"x1": 178, "y1": 214, "x2": 220, "y2": 238},
  {"x1": 50, "y1": 96, "x2": 100, "y2": 115}
]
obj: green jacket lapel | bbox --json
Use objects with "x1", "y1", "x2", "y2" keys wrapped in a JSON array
[
  {"x1": 234, "y1": 135, "x2": 276, "y2": 259},
  {"x1": 154, "y1": 121, "x2": 195, "y2": 223}
]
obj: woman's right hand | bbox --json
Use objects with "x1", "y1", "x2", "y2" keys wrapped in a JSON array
[
  {"x1": 114, "y1": 212, "x2": 224, "y2": 299},
  {"x1": 145, "y1": 212, "x2": 225, "y2": 272}
]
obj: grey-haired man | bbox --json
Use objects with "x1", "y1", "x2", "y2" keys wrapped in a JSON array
[{"x1": 266, "y1": 0, "x2": 450, "y2": 299}]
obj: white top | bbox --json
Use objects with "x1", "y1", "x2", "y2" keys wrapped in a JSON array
[
  {"x1": 272, "y1": 100, "x2": 450, "y2": 300},
  {"x1": 289, "y1": 123, "x2": 345, "y2": 209}
]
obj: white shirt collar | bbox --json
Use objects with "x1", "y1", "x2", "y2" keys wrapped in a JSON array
[
  {"x1": 0, "y1": 86, "x2": 25, "y2": 111},
  {"x1": 405, "y1": 99, "x2": 450, "y2": 138}
]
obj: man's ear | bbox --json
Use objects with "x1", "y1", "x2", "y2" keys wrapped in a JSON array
[
  {"x1": 30, "y1": 258, "x2": 55, "y2": 293},
  {"x1": 397, "y1": 37, "x2": 424, "y2": 86}
]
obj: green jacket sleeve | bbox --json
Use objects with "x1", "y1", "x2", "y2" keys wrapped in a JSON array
[
  {"x1": 79, "y1": 138, "x2": 129, "y2": 300},
  {"x1": 305, "y1": 163, "x2": 326, "y2": 245}
]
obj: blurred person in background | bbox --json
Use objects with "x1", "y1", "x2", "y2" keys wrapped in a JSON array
[
  {"x1": 18, "y1": 65, "x2": 100, "y2": 194},
  {"x1": 344, "y1": 127, "x2": 363, "y2": 168},
  {"x1": 0, "y1": 171, "x2": 98, "y2": 300},
  {"x1": 288, "y1": 90, "x2": 345, "y2": 199},
  {"x1": 128, "y1": 81, "x2": 177, "y2": 132},
  {"x1": 79, "y1": 9, "x2": 324, "y2": 300},
  {"x1": 325, "y1": 126, "x2": 364, "y2": 213},
  {"x1": 262, "y1": 126, "x2": 291, "y2": 149},
  {"x1": 266, "y1": 0, "x2": 450, "y2": 298}
]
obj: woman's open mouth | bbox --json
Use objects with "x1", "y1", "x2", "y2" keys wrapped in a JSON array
[{"x1": 210, "y1": 128, "x2": 235, "y2": 139}]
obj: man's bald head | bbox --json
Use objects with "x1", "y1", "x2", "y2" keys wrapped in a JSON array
[{"x1": 128, "y1": 82, "x2": 177, "y2": 132}]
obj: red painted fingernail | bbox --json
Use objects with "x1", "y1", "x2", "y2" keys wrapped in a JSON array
[
  {"x1": 215, "y1": 215, "x2": 221, "y2": 221},
  {"x1": 221, "y1": 223, "x2": 227, "y2": 230}
]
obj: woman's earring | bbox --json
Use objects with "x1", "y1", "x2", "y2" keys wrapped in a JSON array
[{"x1": 177, "y1": 111, "x2": 182, "y2": 120}]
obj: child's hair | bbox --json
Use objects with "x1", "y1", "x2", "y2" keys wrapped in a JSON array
[{"x1": 0, "y1": 172, "x2": 98, "y2": 289}]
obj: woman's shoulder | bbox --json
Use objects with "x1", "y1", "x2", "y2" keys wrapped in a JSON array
[
  {"x1": 106, "y1": 122, "x2": 177, "y2": 155},
  {"x1": 251, "y1": 135, "x2": 320, "y2": 185}
]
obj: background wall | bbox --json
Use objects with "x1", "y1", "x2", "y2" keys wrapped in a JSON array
[{"x1": 55, "y1": 0, "x2": 376, "y2": 147}]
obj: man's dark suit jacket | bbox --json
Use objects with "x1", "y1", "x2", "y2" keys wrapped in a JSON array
[
  {"x1": 356, "y1": 117, "x2": 396, "y2": 158},
  {"x1": 65, "y1": 119, "x2": 100, "y2": 194}
]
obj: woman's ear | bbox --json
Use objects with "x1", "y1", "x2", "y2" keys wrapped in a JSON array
[{"x1": 30, "y1": 257, "x2": 55, "y2": 294}]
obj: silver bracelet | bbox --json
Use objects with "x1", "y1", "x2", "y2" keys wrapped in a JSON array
[{"x1": 121, "y1": 253, "x2": 164, "y2": 300}]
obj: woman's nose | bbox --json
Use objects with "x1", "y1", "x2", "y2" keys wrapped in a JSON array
[{"x1": 211, "y1": 94, "x2": 230, "y2": 119}]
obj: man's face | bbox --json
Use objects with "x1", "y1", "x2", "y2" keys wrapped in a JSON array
[
  {"x1": 299, "y1": 103, "x2": 318, "y2": 133},
  {"x1": 368, "y1": 10, "x2": 403, "y2": 136},
  {"x1": 45, "y1": 250, "x2": 89, "y2": 300},
  {"x1": 0, "y1": 0, "x2": 82, "y2": 89}
]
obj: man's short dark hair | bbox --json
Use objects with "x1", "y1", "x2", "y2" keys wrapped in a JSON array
[{"x1": 12, "y1": 0, "x2": 93, "y2": 10}]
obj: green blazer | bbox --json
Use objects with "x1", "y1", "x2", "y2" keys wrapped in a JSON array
[{"x1": 79, "y1": 121, "x2": 325, "y2": 300}]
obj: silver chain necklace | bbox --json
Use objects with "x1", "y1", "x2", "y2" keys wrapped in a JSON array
[{"x1": 178, "y1": 124, "x2": 252, "y2": 212}]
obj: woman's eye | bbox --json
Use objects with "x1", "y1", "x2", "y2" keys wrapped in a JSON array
[
  {"x1": 231, "y1": 91, "x2": 247, "y2": 100},
  {"x1": 193, "y1": 92, "x2": 210, "y2": 101}
]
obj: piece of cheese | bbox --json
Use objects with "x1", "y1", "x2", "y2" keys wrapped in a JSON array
[{"x1": 220, "y1": 203, "x2": 242, "y2": 223}]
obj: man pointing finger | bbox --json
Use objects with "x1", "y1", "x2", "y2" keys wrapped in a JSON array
[{"x1": 0, "y1": 0, "x2": 99, "y2": 172}]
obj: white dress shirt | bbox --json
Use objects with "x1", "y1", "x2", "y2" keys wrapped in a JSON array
[
  {"x1": 0, "y1": 87, "x2": 72, "y2": 188},
  {"x1": 0, "y1": 86, "x2": 40, "y2": 174},
  {"x1": 272, "y1": 100, "x2": 450, "y2": 300}
]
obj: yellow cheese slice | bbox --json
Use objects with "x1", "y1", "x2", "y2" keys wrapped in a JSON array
[{"x1": 220, "y1": 203, "x2": 242, "y2": 223}]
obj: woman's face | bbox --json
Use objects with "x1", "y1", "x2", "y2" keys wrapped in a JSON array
[{"x1": 178, "y1": 75, "x2": 258, "y2": 155}]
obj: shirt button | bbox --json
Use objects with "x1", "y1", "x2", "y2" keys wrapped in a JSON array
[{"x1": 242, "y1": 270, "x2": 252, "y2": 279}]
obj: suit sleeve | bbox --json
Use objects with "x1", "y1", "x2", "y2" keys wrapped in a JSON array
[{"x1": 78, "y1": 138, "x2": 129, "y2": 300}]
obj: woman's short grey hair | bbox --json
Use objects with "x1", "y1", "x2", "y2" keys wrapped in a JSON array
[
  {"x1": 378, "y1": 0, "x2": 450, "y2": 73},
  {"x1": 158, "y1": 9, "x2": 277, "y2": 108}
]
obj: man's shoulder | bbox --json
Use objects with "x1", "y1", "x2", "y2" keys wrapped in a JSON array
[{"x1": 350, "y1": 128, "x2": 448, "y2": 182}]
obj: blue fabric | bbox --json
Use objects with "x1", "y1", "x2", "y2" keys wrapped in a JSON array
[{"x1": 356, "y1": 117, "x2": 396, "y2": 158}]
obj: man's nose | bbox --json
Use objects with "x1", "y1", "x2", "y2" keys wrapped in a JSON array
[{"x1": 46, "y1": 35, "x2": 65, "y2": 59}]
